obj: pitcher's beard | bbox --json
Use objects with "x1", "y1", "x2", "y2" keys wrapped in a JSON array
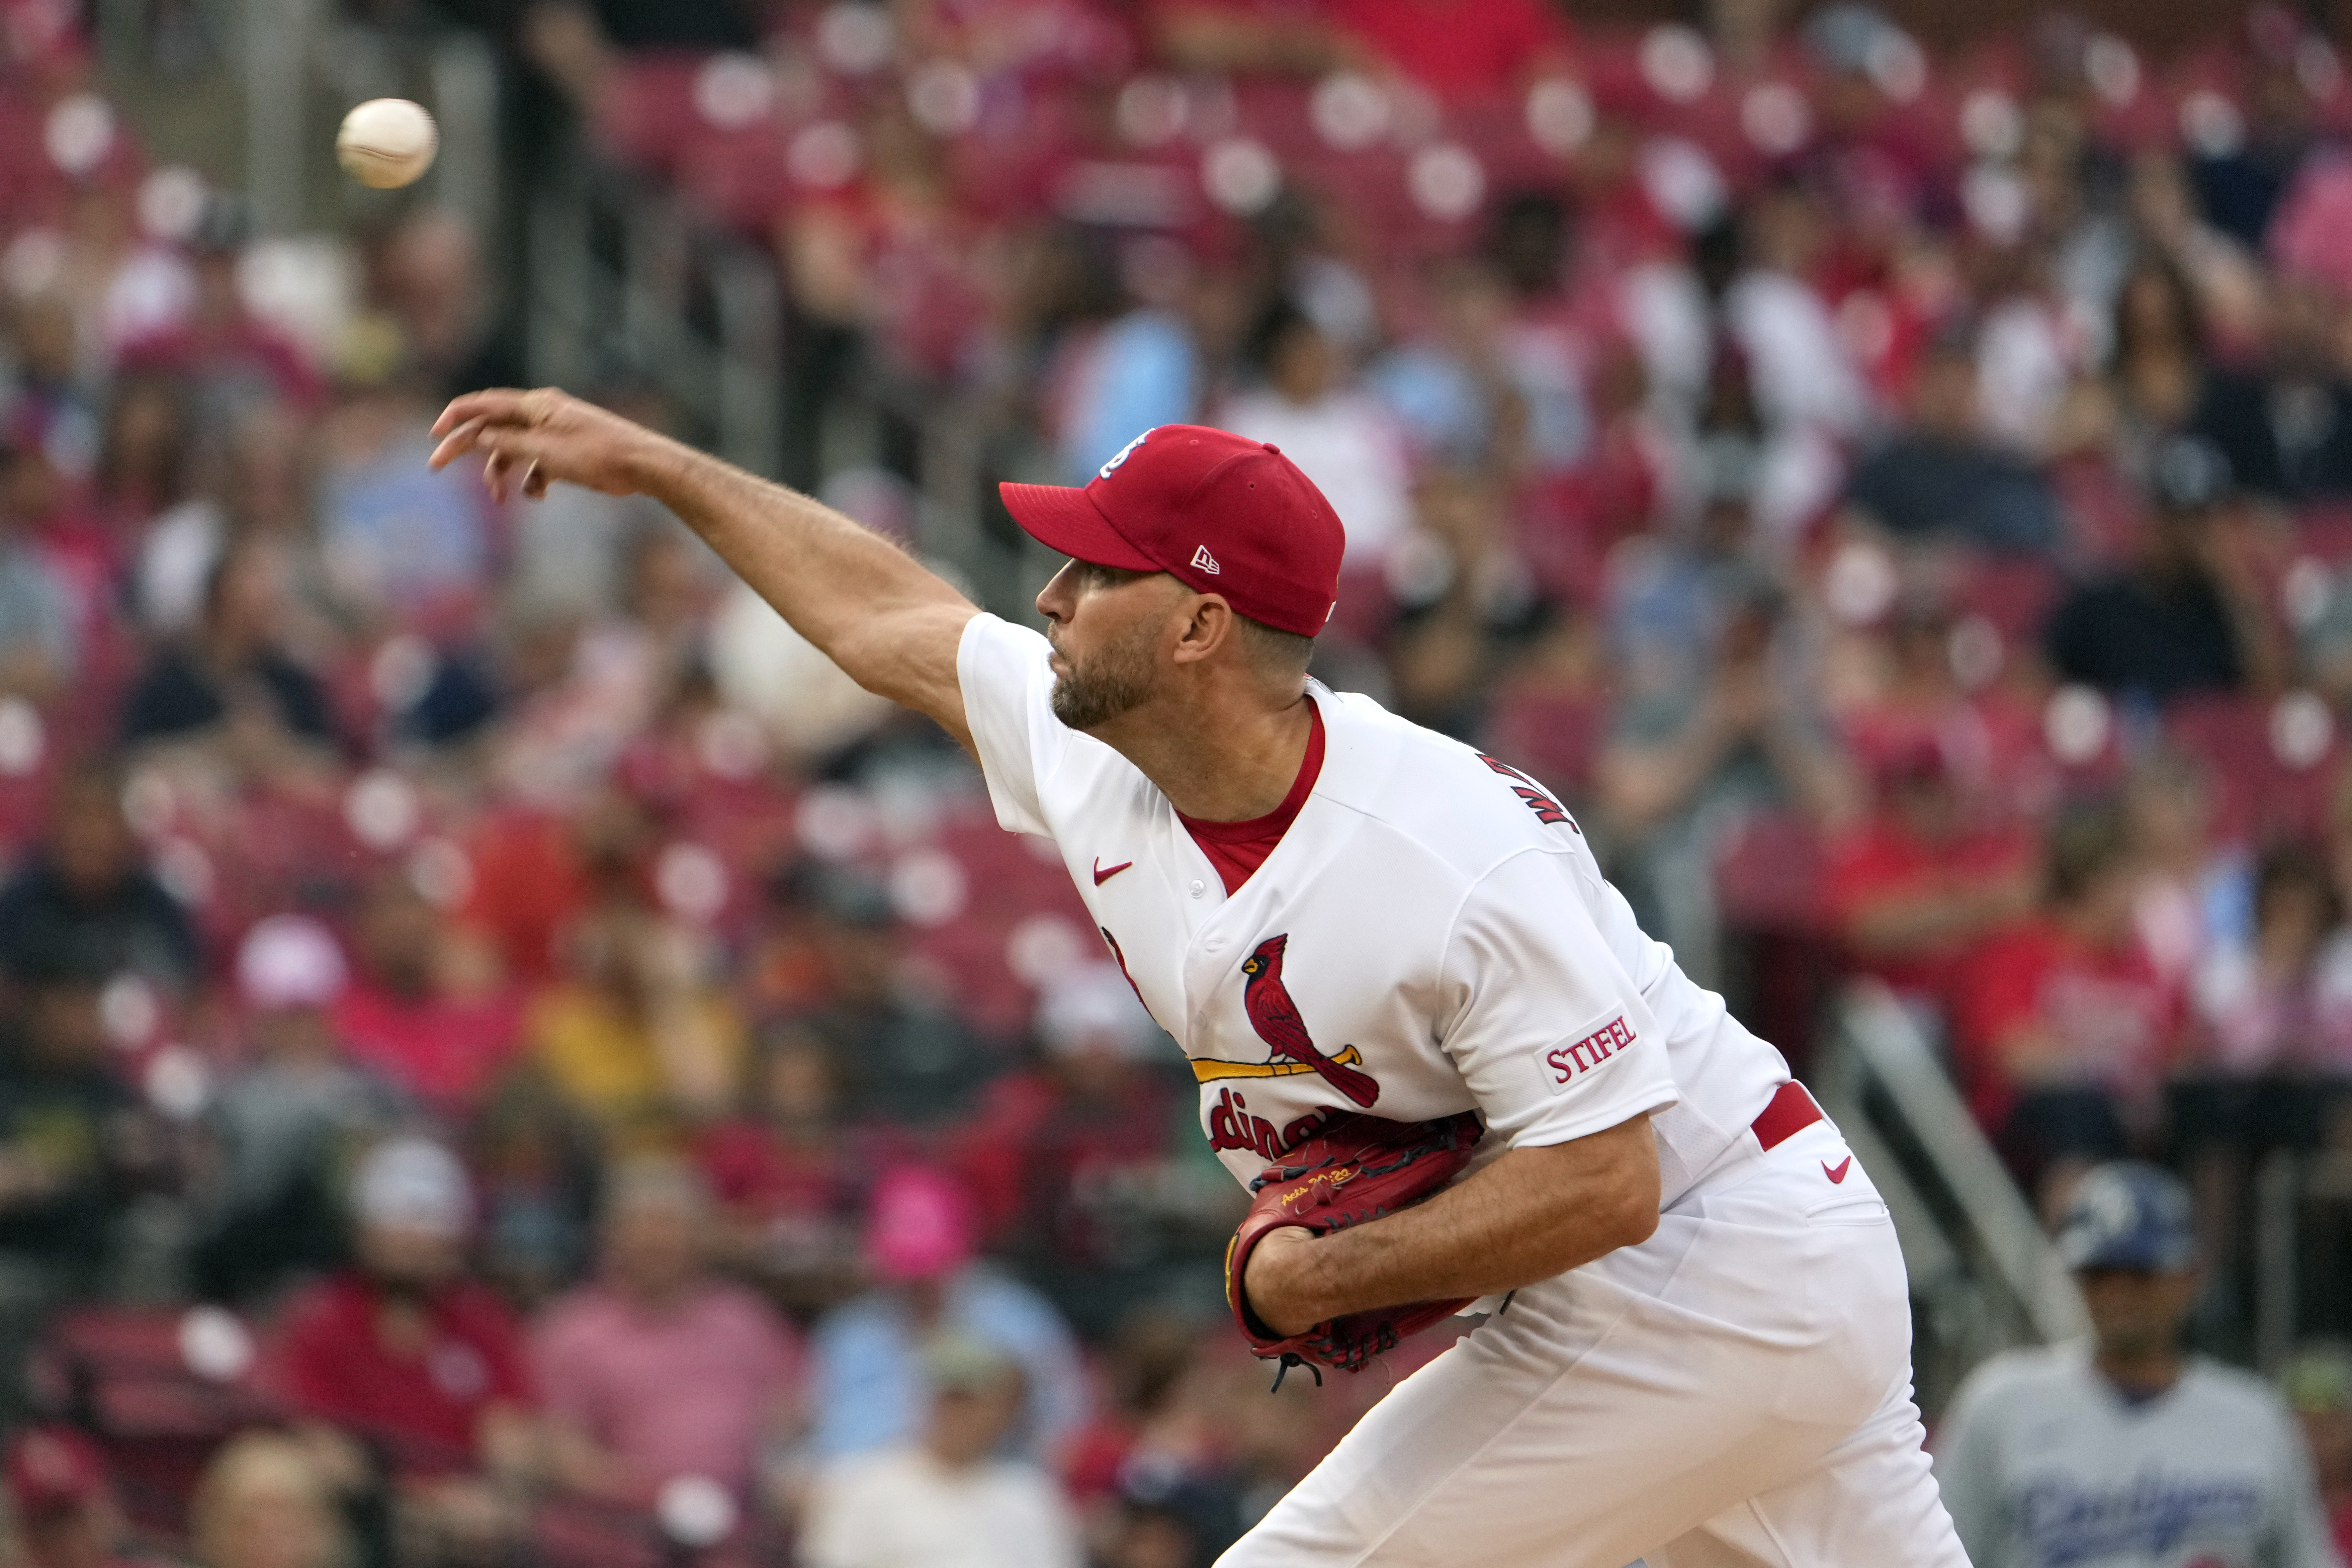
[{"x1": 1049, "y1": 619, "x2": 1159, "y2": 730}]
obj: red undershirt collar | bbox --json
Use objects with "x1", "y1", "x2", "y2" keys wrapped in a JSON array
[{"x1": 1176, "y1": 697, "x2": 1325, "y2": 894}]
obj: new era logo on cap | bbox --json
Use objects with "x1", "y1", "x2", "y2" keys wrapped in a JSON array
[{"x1": 998, "y1": 426, "x2": 1345, "y2": 638}]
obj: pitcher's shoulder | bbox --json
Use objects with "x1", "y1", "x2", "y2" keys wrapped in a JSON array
[{"x1": 1318, "y1": 689, "x2": 1587, "y2": 859}]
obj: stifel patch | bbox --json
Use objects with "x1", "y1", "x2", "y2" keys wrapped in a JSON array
[{"x1": 1540, "y1": 1010, "x2": 1636, "y2": 1093}]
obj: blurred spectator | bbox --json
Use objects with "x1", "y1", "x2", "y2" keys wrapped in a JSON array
[
  {"x1": 2184, "y1": 845, "x2": 2345, "y2": 1090},
  {"x1": 1596, "y1": 572, "x2": 1856, "y2": 986},
  {"x1": 1842, "y1": 335, "x2": 2062, "y2": 554},
  {"x1": 535, "y1": 1157, "x2": 803, "y2": 1501},
  {"x1": 2125, "y1": 753, "x2": 2233, "y2": 991},
  {"x1": 1368, "y1": 260, "x2": 1517, "y2": 472},
  {"x1": 373, "y1": 209, "x2": 520, "y2": 398},
  {"x1": 466, "y1": 1073, "x2": 604, "y2": 1307},
  {"x1": 93, "y1": 371, "x2": 191, "y2": 543},
  {"x1": 2174, "y1": 846, "x2": 2351, "y2": 1341},
  {"x1": 806, "y1": 1166, "x2": 1087, "y2": 1466},
  {"x1": 192, "y1": 915, "x2": 403, "y2": 1304},
  {"x1": 2283, "y1": 1341, "x2": 2352, "y2": 1560},
  {"x1": 0, "y1": 758, "x2": 198, "y2": 990},
  {"x1": 120, "y1": 539, "x2": 337, "y2": 759},
  {"x1": 961, "y1": 965, "x2": 1199, "y2": 1338},
  {"x1": 277, "y1": 1137, "x2": 540, "y2": 1483},
  {"x1": 788, "y1": 867, "x2": 994, "y2": 1132},
  {"x1": 524, "y1": 902, "x2": 745, "y2": 1136},
  {"x1": 1218, "y1": 302, "x2": 1413, "y2": 572},
  {"x1": 1382, "y1": 468, "x2": 1553, "y2": 736},
  {"x1": 1486, "y1": 191, "x2": 1613, "y2": 480},
  {"x1": 1934, "y1": 1163, "x2": 2338, "y2": 1568},
  {"x1": 136, "y1": 402, "x2": 346, "y2": 654},
  {"x1": 1061, "y1": 1313, "x2": 1299, "y2": 1562},
  {"x1": 1047, "y1": 240, "x2": 1202, "y2": 483},
  {"x1": 2101, "y1": 259, "x2": 2211, "y2": 479},
  {"x1": 492, "y1": 522, "x2": 708, "y2": 804},
  {"x1": 0, "y1": 435, "x2": 81, "y2": 700},
  {"x1": 2124, "y1": 152, "x2": 2267, "y2": 359},
  {"x1": 1824, "y1": 735, "x2": 2038, "y2": 1015},
  {"x1": 187, "y1": 1431, "x2": 349, "y2": 1568},
  {"x1": 0, "y1": 951, "x2": 156, "y2": 1422},
  {"x1": 3, "y1": 1426, "x2": 135, "y2": 1568},
  {"x1": 1723, "y1": 183, "x2": 1873, "y2": 449},
  {"x1": 2190, "y1": 279, "x2": 2352, "y2": 503},
  {"x1": 315, "y1": 343, "x2": 491, "y2": 621},
  {"x1": 332, "y1": 868, "x2": 520, "y2": 1122},
  {"x1": 1099, "y1": 1499, "x2": 1208, "y2": 1568},
  {"x1": 2044, "y1": 438, "x2": 2287, "y2": 706},
  {"x1": 1954, "y1": 804, "x2": 2181, "y2": 1213},
  {"x1": 2190, "y1": 39, "x2": 2323, "y2": 249},
  {"x1": 798, "y1": 1335, "x2": 1084, "y2": 1568},
  {"x1": 117, "y1": 200, "x2": 320, "y2": 435},
  {"x1": 694, "y1": 1025, "x2": 863, "y2": 1306}
]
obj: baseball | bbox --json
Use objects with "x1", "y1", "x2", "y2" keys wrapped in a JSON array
[{"x1": 336, "y1": 98, "x2": 438, "y2": 189}]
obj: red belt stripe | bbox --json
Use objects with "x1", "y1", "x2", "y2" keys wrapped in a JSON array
[{"x1": 1750, "y1": 1080, "x2": 1825, "y2": 1152}]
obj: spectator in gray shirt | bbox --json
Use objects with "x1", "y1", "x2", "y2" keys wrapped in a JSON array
[{"x1": 1935, "y1": 1162, "x2": 2340, "y2": 1568}]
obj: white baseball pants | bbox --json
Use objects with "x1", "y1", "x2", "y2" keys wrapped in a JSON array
[{"x1": 1219, "y1": 1117, "x2": 1972, "y2": 1567}]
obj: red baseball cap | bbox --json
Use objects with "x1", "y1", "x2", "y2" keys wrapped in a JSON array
[
  {"x1": 5, "y1": 1427, "x2": 108, "y2": 1518},
  {"x1": 998, "y1": 425, "x2": 1346, "y2": 638}
]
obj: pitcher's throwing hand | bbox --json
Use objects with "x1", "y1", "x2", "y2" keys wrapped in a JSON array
[{"x1": 430, "y1": 387, "x2": 673, "y2": 501}]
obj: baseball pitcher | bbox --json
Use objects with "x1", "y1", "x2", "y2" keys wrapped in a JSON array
[{"x1": 429, "y1": 398, "x2": 1971, "y2": 1567}]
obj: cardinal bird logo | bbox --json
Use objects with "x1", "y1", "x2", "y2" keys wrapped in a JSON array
[{"x1": 1238, "y1": 934, "x2": 1380, "y2": 1108}]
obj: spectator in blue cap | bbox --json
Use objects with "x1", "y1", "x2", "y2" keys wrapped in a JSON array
[{"x1": 1933, "y1": 1162, "x2": 2340, "y2": 1568}]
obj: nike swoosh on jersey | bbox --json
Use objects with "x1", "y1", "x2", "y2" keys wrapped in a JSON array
[
  {"x1": 1092, "y1": 858, "x2": 1133, "y2": 886},
  {"x1": 1823, "y1": 1157, "x2": 1852, "y2": 1184}
]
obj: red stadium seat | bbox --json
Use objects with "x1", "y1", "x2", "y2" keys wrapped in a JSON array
[
  {"x1": 29, "y1": 1308, "x2": 284, "y2": 1539},
  {"x1": 2166, "y1": 690, "x2": 2343, "y2": 848}
]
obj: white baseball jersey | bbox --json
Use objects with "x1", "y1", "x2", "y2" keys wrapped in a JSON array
[{"x1": 956, "y1": 614, "x2": 1794, "y2": 1204}]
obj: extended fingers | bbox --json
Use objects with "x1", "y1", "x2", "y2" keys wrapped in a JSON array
[
  {"x1": 431, "y1": 388, "x2": 535, "y2": 438},
  {"x1": 426, "y1": 416, "x2": 489, "y2": 470}
]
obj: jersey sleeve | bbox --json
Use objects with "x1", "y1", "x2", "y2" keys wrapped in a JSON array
[
  {"x1": 956, "y1": 613, "x2": 1070, "y2": 839},
  {"x1": 1436, "y1": 847, "x2": 1680, "y2": 1150}
]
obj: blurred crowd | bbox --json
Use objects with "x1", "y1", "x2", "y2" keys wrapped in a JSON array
[{"x1": 6, "y1": 0, "x2": 2352, "y2": 1560}]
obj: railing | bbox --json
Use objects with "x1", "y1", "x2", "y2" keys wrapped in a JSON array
[
  {"x1": 524, "y1": 152, "x2": 782, "y2": 483},
  {"x1": 2253, "y1": 1147, "x2": 2352, "y2": 1374},
  {"x1": 1811, "y1": 981, "x2": 2088, "y2": 1411}
]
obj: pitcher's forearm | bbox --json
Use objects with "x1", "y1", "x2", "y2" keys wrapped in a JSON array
[
  {"x1": 432, "y1": 387, "x2": 980, "y2": 735},
  {"x1": 1247, "y1": 1114, "x2": 1662, "y2": 1333},
  {"x1": 635, "y1": 437, "x2": 979, "y2": 730}
]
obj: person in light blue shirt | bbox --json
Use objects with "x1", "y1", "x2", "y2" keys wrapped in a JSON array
[
  {"x1": 1061, "y1": 307, "x2": 1198, "y2": 485},
  {"x1": 320, "y1": 388, "x2": 490, "y2": 612},
  {"x1": 804, "y1": 1166, "x2": 1088, "y2": 1465}
]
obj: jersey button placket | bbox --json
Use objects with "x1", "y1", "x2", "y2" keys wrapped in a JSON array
[{"x1": 1189, "y1": 879, "x2": 1205, "y2": 897}]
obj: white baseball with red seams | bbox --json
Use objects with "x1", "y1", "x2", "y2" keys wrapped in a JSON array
[{"x1": 958, "y1": 611, "x2": 1972, "y2": 1567}]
